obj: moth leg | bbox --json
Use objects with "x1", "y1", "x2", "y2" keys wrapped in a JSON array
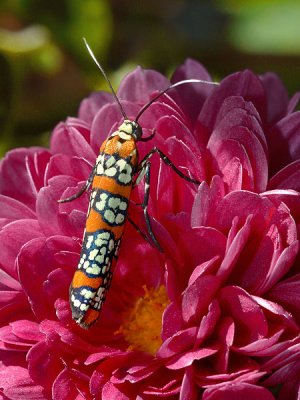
[
  {"x1": 131, "y1": 162, "x2": 147, "y2": 207},
  {"x1": 134, "y1": 161, "x2": 163, "y2": 253},
  {"x1": 58, "y1": 165, "x2": 96, "y2": 203},
  {"x1": 137, "y1": 146, "x2": 200, "y2": 184},
  {"x1": 127, "y1": 216, "x2": 154, "y2": 247}
]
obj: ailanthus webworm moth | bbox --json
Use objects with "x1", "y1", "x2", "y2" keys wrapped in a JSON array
[{"x1": 58, "y1": 39, "x2": 219, "y2": 329}]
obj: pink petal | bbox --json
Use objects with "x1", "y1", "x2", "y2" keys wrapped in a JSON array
[
  {"x1": 262, "y1": 189, "x2": 300, "y2": 226},
  {"x1": 259, "y1": 240, "x2": 299, "y2": 294},
  {"x1": 45, "y1": 154, "x2": 91, "y2": 183},
  {"x1": 180, "y1": 366, "x2": 200, "y2": 400},
  {"x1": 36, "y1": 185, "x2": 63, "y2": 237},
  {"x1": 203, "y1": 382, "x2": 275, "y2": 400},
  {"x1": 191, "y1": 176, "x2": 226, "y2": 228},
  {"x1": 182, "y1": 275, "x2": 221, "y2": 325},
  {"x1": 52, "y1": 367, "x2": 89, "y2": 400},
  {"x1": 178, "y1": 227, "x2": 226, "y2": 283},
  {"x1": 195, "y1": 300, "x2": 221, "y2": 347},
  {"x1": 0, "y1": 220, "x2": 42, "y2": 278},
  {"x1": 199, "y1": 70, "x2": 266, "y2": 132},
  {"x1": 214, "y1": 96, "x2": 267, "y2": 157},
  {"x1": 156, "y1": 115, "x2": 204, "y2": 175},
  {"x1": 0, "y1": 290, "x2": 27, "y2": 323},
  {"x1": 102, "y1": 381, "x2": 132, "y2": 400},
  {"x1": 117, "y1": 67, "x2": 169, "y2": 104},
  {"x1": 268, "y1": 160, "x2": 300, "y2": 192},
  {"x1": 254, "y1": 296, "x2": 298, "y2": 332},
  {"x1": 166, "y1": 346, "x2": 219, "y2": 369},
  {"x1": 0, "y1": 325, "x2": 32, "y2": 348},
  {"x1": 0, "y1": 366, "x2": 45, "y2": 399},
  {"x1": 233, "y1": 328, "x2": 285, "y2": 356},
  {"x1": 208, "y1": 120, "x2": 268, "y2": 192},
  {"x1": 189, "y1": 256, "x2": 220, "y2": 285},
  {"x1": 217, "y1": 215, "x2": 252, "y2": 281},
  {"x1": 141, "y1": 367, "x2": 181, "y2": 396},
  {"x1": 10, "y1": 320, "x2": 44, "y2": 342},
  {"x1": 218, "y1": 286, "x2": 268, "y2": 343},
  {"x1": 170, "y1": 58, "x2": 214, "y2": 123},
  {"x1": 0, "y1": 195, "x2": 35, "y2": 227},
  {"x1": 157, "y1": 327, "x2": 197, "y2": 359},
  {"x1": 38, "y1": 175, "x2": 87, "y2": 238},
  {"x1": 210, "y1": 138, "x2": 255, "y2": 191},
  {"x1": 27, "y1": 341, "x2": 63, "y2": 392},
  {"x1": 0, "y1": 148, "x2": 51, "y2": 210},
  {"x1": 78, "y1": 91, "x2": 114, "y2": 124},
  {"x1": 214, "y1": 317, "x2": 235, "y2": 373},
  {"x1": 0, "y1": 268, "x2": 21, "y2": 291},
  {"x1": 268, "y1": 274, "x2": 300, "y2": 325},
  {"x1": 18, "y1": 236, "x2": 78, "y2": 320},
  {"x1": 268, "y1": 111, "x2": 300, "y2": 174},
  {"x1": 259, "y1": 72, "x2": 289, "y2": 125},
  {"x1": 161, "y1": 301, "x2": 184, "y2": 341},
  {"x1": 50, "y1": 120, "x2": 95, "y2": 161}
]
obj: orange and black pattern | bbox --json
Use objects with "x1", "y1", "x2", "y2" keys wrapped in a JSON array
[{"x1": 69, "y1": 120, "x2": 139, "y2": 328}]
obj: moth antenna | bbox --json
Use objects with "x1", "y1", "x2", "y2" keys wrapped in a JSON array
[
  {"x1": 135, "y1": 78, "x2": 219, "y2": 122},
  {"x1": 83, "y1": 37, "x2": 128, "y2": 119}
]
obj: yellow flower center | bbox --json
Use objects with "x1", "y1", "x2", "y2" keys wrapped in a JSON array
[{"x1": 117, "y1": 285, "x2": 169, "y2": 355}]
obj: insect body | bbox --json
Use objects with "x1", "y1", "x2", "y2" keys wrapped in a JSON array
[
  {"x1": 68, "y1": 120, "x2": 140, "y2": 328},
  {"x1": 59, "y1": 39, "x2": 219, "y2": 329}
]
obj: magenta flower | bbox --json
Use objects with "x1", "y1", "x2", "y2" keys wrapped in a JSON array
[{"x1": 0, "y1": 60, "x2": 299, "y2": 399}]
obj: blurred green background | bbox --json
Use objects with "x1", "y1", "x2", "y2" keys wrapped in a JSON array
[{"x1": 0, "y1": 0, "x2": 299, "y2": 156}]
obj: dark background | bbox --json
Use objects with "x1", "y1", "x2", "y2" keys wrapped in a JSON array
[{"x1": 0, "y1": 0, "x2": 299, "y2": 155}]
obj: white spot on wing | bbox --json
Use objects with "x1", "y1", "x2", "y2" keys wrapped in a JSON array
[
  {"x1": 119, "y1": 172, "x2": 131, "y2": 184},
  {"x1": 95, "y1": 254, "x2": 104, "y2": 263},
  {"x1": 86, "y1": 236, "x2": 94, "y2": 249},
  {"x1": 86, "y1": 264, "x2": 101, "y2": 275},
  {"x1": 73, "y1": 299, "x2": 81, "y2": 308},
  {"x1": 95, "y1": 199, "x2": 106, "y2": 211},
  {"x1": 108, "y1": 197, "x2": 120, "y2": 209},
  {"x1": 106, "y1": 156, "x2": 116, "y2": 168},
  {"x1": 119, "y1": 201, "x2": 127, "y2": 211},
  {"x1": 115, "y1": 214, "x2": 125, "y2": 224},
  {"x1": 116, "y1": 159, "x2": 126, "y2": 169},
  {"x1": 104, "y1": 209, "x2": 115, "y2": 223},
  {"x1": 80, "y1": 289, "x2": 94, "y2": 299},
  {"x1": 106, "y1": 167, "x2": 117, "y2": 177},
  {"x1": 89, "y1": 249, "x2": 98, "y2": 260}
]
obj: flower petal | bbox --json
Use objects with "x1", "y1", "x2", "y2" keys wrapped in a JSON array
[
  {"x1": 203, "y1": 382, "x2": 275, "y2": 400},
  {"x1": 259, "y1": 72, "x2": 289, "y2": 125},
  {"x1": 0, "y1": 366, "x2": 45, "y2": 399},
  {"x1": 267, "y1": 111, "x2": 300, "y2": 174},
  {"x1": 171, "y1": 58, "x2": 214, "y2": 123},
  {"x1": 117, "y1": 67, "x2": 169, "y2": 104}
]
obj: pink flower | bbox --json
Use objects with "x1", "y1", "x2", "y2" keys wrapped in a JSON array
[{"x1": 0, "y1": 59, "x2": 299, "y2": 399}]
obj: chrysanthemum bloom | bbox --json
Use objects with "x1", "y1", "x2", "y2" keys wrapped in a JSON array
[{"x1": 0, "y1": 60, "x2": 299, "y2": 400}]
